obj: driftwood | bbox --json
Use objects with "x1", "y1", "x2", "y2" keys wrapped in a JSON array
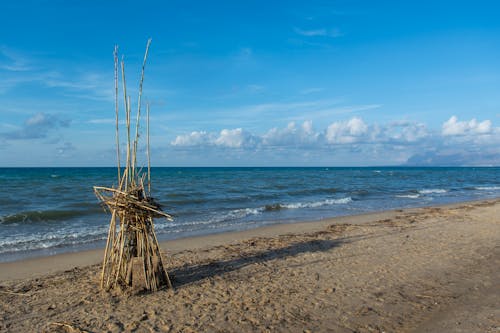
[{"x1": 94, "y1": 40, "x2": 172, "y2": 292}]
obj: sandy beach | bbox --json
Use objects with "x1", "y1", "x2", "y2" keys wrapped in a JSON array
[{"x1": 1, "y1": 199, "x2": 499, "y2": 332}]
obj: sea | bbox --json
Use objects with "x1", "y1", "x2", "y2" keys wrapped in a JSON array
[{"x1": 1, "y1": 167, "x2": 499, "y2": 263}]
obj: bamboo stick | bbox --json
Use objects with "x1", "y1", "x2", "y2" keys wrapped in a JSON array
[
  {"x1": 151, "y1": 219, "x2": 172, "y2": 288},
  {"x1": 126, "y1": 95, "x2": 132, "y2": 184},
  {"x1": 133, "y1": 38, "x2": 152, "y2": 175},
  {"x1": 120, "y1": 59, "x2": 130, "y2": 188},
  {"x1": 114, "y1": 46, "x2": 121, "y2": 184},
  {"x1": 100, "y1": 209, "x2": 117, "y2": 288},
  {"x1": 147, "y1": 102, "x2": 151, "y2": 195}
]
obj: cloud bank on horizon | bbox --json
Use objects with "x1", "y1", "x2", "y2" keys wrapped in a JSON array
[
  {"x1": 168, "y1": 115, "x2": 500, "y2": 166},
  {"x1": 1, "y1": 1, "x2": 499, "y2": 166}
]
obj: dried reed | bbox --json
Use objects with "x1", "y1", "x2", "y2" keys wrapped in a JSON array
[{"x1": 94, "y1": 39, "x2": 172, "y2": 292}]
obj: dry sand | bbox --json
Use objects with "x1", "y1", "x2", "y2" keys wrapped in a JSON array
[{"x1": 1, "y1": 199, "x2": 499, "y2": 332}]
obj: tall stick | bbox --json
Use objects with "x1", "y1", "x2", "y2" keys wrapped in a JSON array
[
  {"x1": 133, "y1": 38, "x2": 152, "y2": 175},
  {"x1": 146, "y1": 102, "x2": 151, "y2": 195},
  {"x1": 121, "y1": 59, "x2": 131, "y2": 188},
  {"x1": 114, "y1": 46, "x2": 121, "y2": 184},
  {"x1": 101, "y1": 209, "x2": 117, "y2": 288},
  {"x1": 127, "y1": 96, "x2": 132, "y2": 185}
]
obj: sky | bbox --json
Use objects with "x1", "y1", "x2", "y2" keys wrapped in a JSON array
[{"x1": 1, "y1": 0, "x2": 499, "y2": 167}]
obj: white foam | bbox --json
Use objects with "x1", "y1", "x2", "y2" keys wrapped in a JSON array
[
  {"x1": 283, "y1": 197, "x2": 352, "y2": 209},
  {"x1": 0, "y1": 225, "x2": 108, "y2": 254},
  {"x1": 418, "y1": 189, "x2": 447, "y2": 194},
  {"x1": 169, "y1": 207, "x2": 265, "y2": 228},
  {"x1": 396, "y1": 194, "x2": 420, "y2": 199},
  {"x1": 475, "y1": 186, "x2": 500, "y2": 191}
]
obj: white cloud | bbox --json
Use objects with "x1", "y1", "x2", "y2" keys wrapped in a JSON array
[
  {"x1": 171, "y1": 131, "x2": 213, "y2": 147},
  {"x1": 171, "y1": 128, "x2": 257, "y2": 148},
  {"x1": 263, "y1": 121, "x2": 320, "y2": 146},
  {"x1": 442, "y1": 116, "x2": 492, "y2": 136},
  {"x1": 325, "y1": 117, "x2": 368, "y2": 144},
  {"x1": 215, "y1": 128, "x2": 257, "y2": 148},
  {"x1": 172, "y1": 117, "x2": 430, "y2": 149},
  {"x1": 169, "y1": 116, "x2": 499, "y2": 166},
  {"x1": 383, "y1": 121, "x2": 428, "y2": 143}
]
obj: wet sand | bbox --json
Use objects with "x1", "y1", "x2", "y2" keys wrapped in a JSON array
[{"x1": 1, "y1": 199, "x2": 499, "y2": 332}]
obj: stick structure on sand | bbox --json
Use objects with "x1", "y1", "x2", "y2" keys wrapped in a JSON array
[{"x1": 94, "y1": 39, "x2": 173, "y2": 291}]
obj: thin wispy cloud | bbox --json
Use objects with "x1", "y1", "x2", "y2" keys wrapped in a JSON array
[
  {"x1": 313, "y1": 104, "x2": 382, "y2": 115},
  {"x1": 0, "y1": 112, "x2": 71, "y2": 140},
  {"x1": 42, "y1": 71, "x2": 114, "y2": 101},
  {"x1": 0, "y1": 47, "x2": 34, "y2": 72},
  {"x1": 87, "y1": 118, "x2": 118, "y2": 125},
  {"x1": 152, "y1": 99, "x2": 381, "y2": 133},
  {"x1": 299, "y1": 87, "x2": 325, "y2": 95},
  {"x1": 0, "y1": 47, "x2": 112, "y2": 101},
  {"x1": 294, "y1": 27, "x2": 343, "y2": 37}
]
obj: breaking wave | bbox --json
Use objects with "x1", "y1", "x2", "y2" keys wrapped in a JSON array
[
  {"x1": 418, "y1": 189, "x2": 447, "y2": 194},
  {"x1": 0, "y1": 209, "x2": 99, "y2": 224},
  {"x1": 475, "y1": 186, "x2": 500, "y2": 191}
]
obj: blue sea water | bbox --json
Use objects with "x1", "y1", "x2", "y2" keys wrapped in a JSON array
[{"x1": 0, "y1": 167, "x2": 499, "y2": 262}]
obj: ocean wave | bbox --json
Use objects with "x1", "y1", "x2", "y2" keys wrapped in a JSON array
[
  {"x1": 0, "y1": 209, "x2": 97, "y2": 224},
  {"x1": 0, "y1": 226, "x2": 107, "y2": 254},
  {"x1": 475, "y1": 186, "x2": 500, "y2": 191},
  {"x1": 418, "y1": 189, "x2": 447, "y2": 194},
  {"x1": 209, "y1": 207, "x2": 264, "y2": 224},
  {"x1": 264, "y1": 203, "x2": 284, "y2": 211},
  {"x1": 155, "y1": 207, "x2": 264, "y2": 232},
  {"x1": 265, "y1": 197, "x2": 352, "y2": 211},
  {"x1": 157, "y1": 197, "x2": 353, "y2": 232},
  {"x1": 396, "y1": 194, "x2": 420, "y2": 199}
]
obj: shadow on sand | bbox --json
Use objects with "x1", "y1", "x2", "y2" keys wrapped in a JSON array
[{"x1": 170, "y1": 237, "x2": 348, "y2": 288}]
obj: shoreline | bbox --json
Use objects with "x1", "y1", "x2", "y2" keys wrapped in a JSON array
[
  {"x1": 1, "y1": 197, "x2": 497, "y2": 281},
  {"x1": 1, "y1": 197, "x2": 499, "y2": 332}
]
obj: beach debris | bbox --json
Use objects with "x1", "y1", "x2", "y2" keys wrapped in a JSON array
[{"x1": 94, "y1": 39, "x2": 172, "y2": 292}]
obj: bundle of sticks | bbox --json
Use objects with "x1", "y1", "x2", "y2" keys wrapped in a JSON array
[{"x1": 94, "y1": 40, "x2": 172, "y2": 292}]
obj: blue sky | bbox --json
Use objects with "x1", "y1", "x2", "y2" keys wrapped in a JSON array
[{"x1": 1, "y1": 1, "x2": 499, "y2": 166}]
